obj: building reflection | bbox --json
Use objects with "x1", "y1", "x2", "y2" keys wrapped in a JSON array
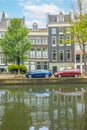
[{"x1": 0, "y1": 88, "x2": 86, "y2": 130}]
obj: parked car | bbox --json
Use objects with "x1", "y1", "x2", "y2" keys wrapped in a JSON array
[
  {"x1": 25, "y1": 69, "x2": 52, "y2": 78},
  {"x1": 54, "y1": 69, "x2": 82, "y2": 78}
]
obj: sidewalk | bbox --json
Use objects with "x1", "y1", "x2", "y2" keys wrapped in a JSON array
[
  {"x1": 0, "y1": 74, "x2": 15, "y2": 79},
  {"x1": 0, "y1": 74, "x2": 25, "y2": 79}
]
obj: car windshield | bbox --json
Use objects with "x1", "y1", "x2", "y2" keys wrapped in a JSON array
[{"x1": 35, "y1": 69, "x2": 47, "y2": 72}]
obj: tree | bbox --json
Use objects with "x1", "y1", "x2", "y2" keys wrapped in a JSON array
[
  {"x1": 0, "y1": 18, "x2": 31, "y2": 74},
  {"x1": 72, "y1": 0, "x2": 87, "y2": 75}
]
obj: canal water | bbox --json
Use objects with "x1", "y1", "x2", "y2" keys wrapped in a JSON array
[{"x1": 0, "y1": 84, "x2": 87, "y2": 130}]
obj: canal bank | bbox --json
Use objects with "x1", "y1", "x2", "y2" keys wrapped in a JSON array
[{"x1": 0, "y1": 76, "x2": 87, "y2": 85}]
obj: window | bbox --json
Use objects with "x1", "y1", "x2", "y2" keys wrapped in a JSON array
[
  {"x1": 59, "y1": 15, "x2": 64, "y2": 22},
  {"x1": 52, "y1": 50, "x2": 57, "y2": 61},
  {"x1": 29, "y1": 36, "x2": 35, "y2": 45},
  {"x1": 76, "y1": 54, "x2": 80, "y2": 63},
  {"x1": 42, "y1": 37, "x2": 47, "y2": 44},
  {"x1": 36, "y1": 37, "x2": 41, "y2": 44},
  {"x1": 36, "y1": 62, "x2": 41, "y2": 69},
  {"x1": 52, "y1": 28, "x2": 56, "y2": 34},
  {"x1": 66, "y1": 27, "x2": 71, "y2": 33},
  {"x1": 43, "y1": 62, "x2": 48, "y2": 70},
  {"x1": 33, "y1": 23, "x2": 38, "y2": 30},
  {"x1": 43, "y1": 48, "x2": 48, "y2": 58},
  {"x1": 57, "y1": 15, "x2": 64, "y2": 22},
  {"x1": 76, "y1": 43, "x2": 80, "y2": 51},
  {"x1": 77, "y1": 65, "x2": 80, "y2": 69},
  {"x1": 83, "y1": 54, "x2": 87, "y2": 62},
  {"x1": 66, "y1": 36, "x2": 71, "y2": 45},
  {"x1": 0, "y1": 54, "x2": 5, "y2": 64},
  {"x1": 59, "y1": 50, "x2": 64, "y2": 62},
  {"x1": 36, "y1": 48, "x2": 41, "y2": 58},
  {"x1": 59, "y1": 27, "x2": 63, "y2": 34},
  {"x1": 0, "y1": 31, "x2": 5, "y2": 37},
  {"x1": 59, "y1": 36, "x2": 64, "y2": 45},
  {"x1": 30, "y1": 62, "x2": 35, "y2": 71},
  {"x1": 30, "y1": 48, "x2": 35, "y2": 58},
  {"x1": 66, "y1": 49, "x2": 71, "y2": 61},
  {"x1": 52, "y1": 36, "x2": 56, "y2": 46}
]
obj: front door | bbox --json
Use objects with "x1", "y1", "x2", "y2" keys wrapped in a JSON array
[{"x1": 52, "y1": 66, "x2": 57, "y2": 74}]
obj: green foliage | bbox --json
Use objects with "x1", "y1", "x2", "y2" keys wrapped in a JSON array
[
  {"x1": 0, "y1": 18, "x2": 31, "y2": 65},
  {"x1": 8, "y1": 64, "x2": 27, "y2": 74},
  {"x1": 72, "y1": 0, "x2": 87, "y2": 74},
  {"x1": 72, "y1": 15, "x2": 87, "y2": 45}
]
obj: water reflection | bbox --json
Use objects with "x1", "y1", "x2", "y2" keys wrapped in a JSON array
[{"x1": 0, "y1": 86, "x2": 87, "y2": 130}]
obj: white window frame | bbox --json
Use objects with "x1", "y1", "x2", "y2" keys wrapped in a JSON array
[
  {"x1": 66, "y1": 27, "x2": 71, "y2": 34},
  {"x1": 43, "y1": 48, "x2": 48, "y2": 58},
  {"x1": 59, "y1": 36, "x2": 64, "y2": 46},
  {"x1": 59, "y1": 50, "x2": 64, "y2": 62},
  {"x1": 30, "y1": 48, "x2": 35, "y2": 58},
  {"x1": 0, "y1": 54, "x2": 5, "y2": 65},
  {"x1": 59, "y1": 15, "x2": 64, "y2": 22},
  {"x1": 42, "y1": 37, "x2": 47, "y2": 45},
  {"x1": 52, "y1": 28, "x2": 56, "y2": 34},
  {"x1": 36, "y1": 48, "x2": 41, "y2": 58},
  {"x1": 59, "y1": 27, "x2": 63, "y2": 34},
  {"x1": 66, "y1": 49, "x2": 71, "y2": 61},
  {"x1": 29, "y1": 36, "x2": 35, "y2": 45},
  {"x1": 66, "y1": 36, "x2": 71, "y2": 46},
  {"x1": 52, "y1": 36, "x2": 56, "y2": 46},
  {"x1": 52, "y1": 50, "x2": 57, "y2": 61},
  {"x1": 36, "y1": 37, "x2": 41, "y2": 45}
]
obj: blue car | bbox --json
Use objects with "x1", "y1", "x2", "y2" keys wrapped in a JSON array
[{"x1": 25, "y1": 69, "x2": 52, "y2": 78}]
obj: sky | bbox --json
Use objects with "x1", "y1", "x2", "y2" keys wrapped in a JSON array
[{"x1": 0, "y1": 0, "x2": 84, "y2": 28}]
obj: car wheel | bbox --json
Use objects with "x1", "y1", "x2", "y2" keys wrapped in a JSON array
[
  {"x1": 29, "y1": 75, "x2": 32, "y2": 78},
  {"x1": 45, "y1": 74, "x2": 49, "y2": 78},
  {"x1": 58, "y1": 74, "x2": 61, "y2": 78},
  {"x1": 74, "y1": 74, "x2": 78, "y2": 77}
]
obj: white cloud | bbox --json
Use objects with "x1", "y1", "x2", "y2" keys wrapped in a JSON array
[
  {"x1": 24, "y1": 4, "x2": 59, "y2": 15},
  {"x1": 17, "y1": 0, "x2": 64, "y2": 27}
]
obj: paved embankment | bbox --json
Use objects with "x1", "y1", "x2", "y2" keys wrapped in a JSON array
[{"x1": 0, "y1": 74, "x2": 87, "y2": 85}]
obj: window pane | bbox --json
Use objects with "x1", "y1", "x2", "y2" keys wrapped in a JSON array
[
  {"x1": 52, "y1": 50, "x2": 57, "y2": 61},
  {"x1": 36, "y1": 62, "x2": 41, "y2": 69},
  {"x1": 30, "y1": 48, "x2": 35, "y2": 58},
  {"x1": 52, "y1": 37, "x2": 56, "y2": 45},
  {"x1": 42, "y1": 37, "x2": 47, "y2": 44},
  {"x1": 43, "y1": 62, "x2": 48, "y2": 69},
  {"x1": 29, "y1": 36, "x2": 35, "y2": 44},
  {"x1": 76, "y1": 54, "x2": 80, "y2": 63},
  {"x1": 36, "y1": 37, "x2": 41, "y2": 44},
  {"x1": 36, "y1": 48, "x2": 41, "y2": 58},
  {"x1": 66, "y1": 36, "x2": 71, "y2": 45},
  {"x1": 43, "y1": 48, "x2": 48, "y2": 58},
  {"x1": 67, "y1": 50, "x2": 71, "y2": 61},
  {"x1": 59, "y1": 50, "x2": 64, "y2": 61},
  {"x1": 59, "y1": 36, "x2": 64, "y2": 45},
  {"x1": 52, "y1": 28, "x2": 56, "y2": 34}
]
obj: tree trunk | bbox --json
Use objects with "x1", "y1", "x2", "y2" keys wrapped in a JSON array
[
  {"x1": 83, "y1": 42, "x2": 87, "y2": 75},
  {"x1": 17, "y1": 57, "x2": 20, "y2": 75}
]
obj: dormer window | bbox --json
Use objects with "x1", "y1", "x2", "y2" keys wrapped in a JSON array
[
  {"x1": 59, "y1": 15, "x2": 64, "y2": 22},
  {"x1": 32, "y1": 23, "x2": 38, "y2": 31},
  {"x1": 57, "y1": 13, "x2": 64, "y2": 23}
]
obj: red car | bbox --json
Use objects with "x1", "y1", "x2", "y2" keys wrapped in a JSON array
[{"x1": 54, "y1": 69, "x2": 82, "y2": 78}]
